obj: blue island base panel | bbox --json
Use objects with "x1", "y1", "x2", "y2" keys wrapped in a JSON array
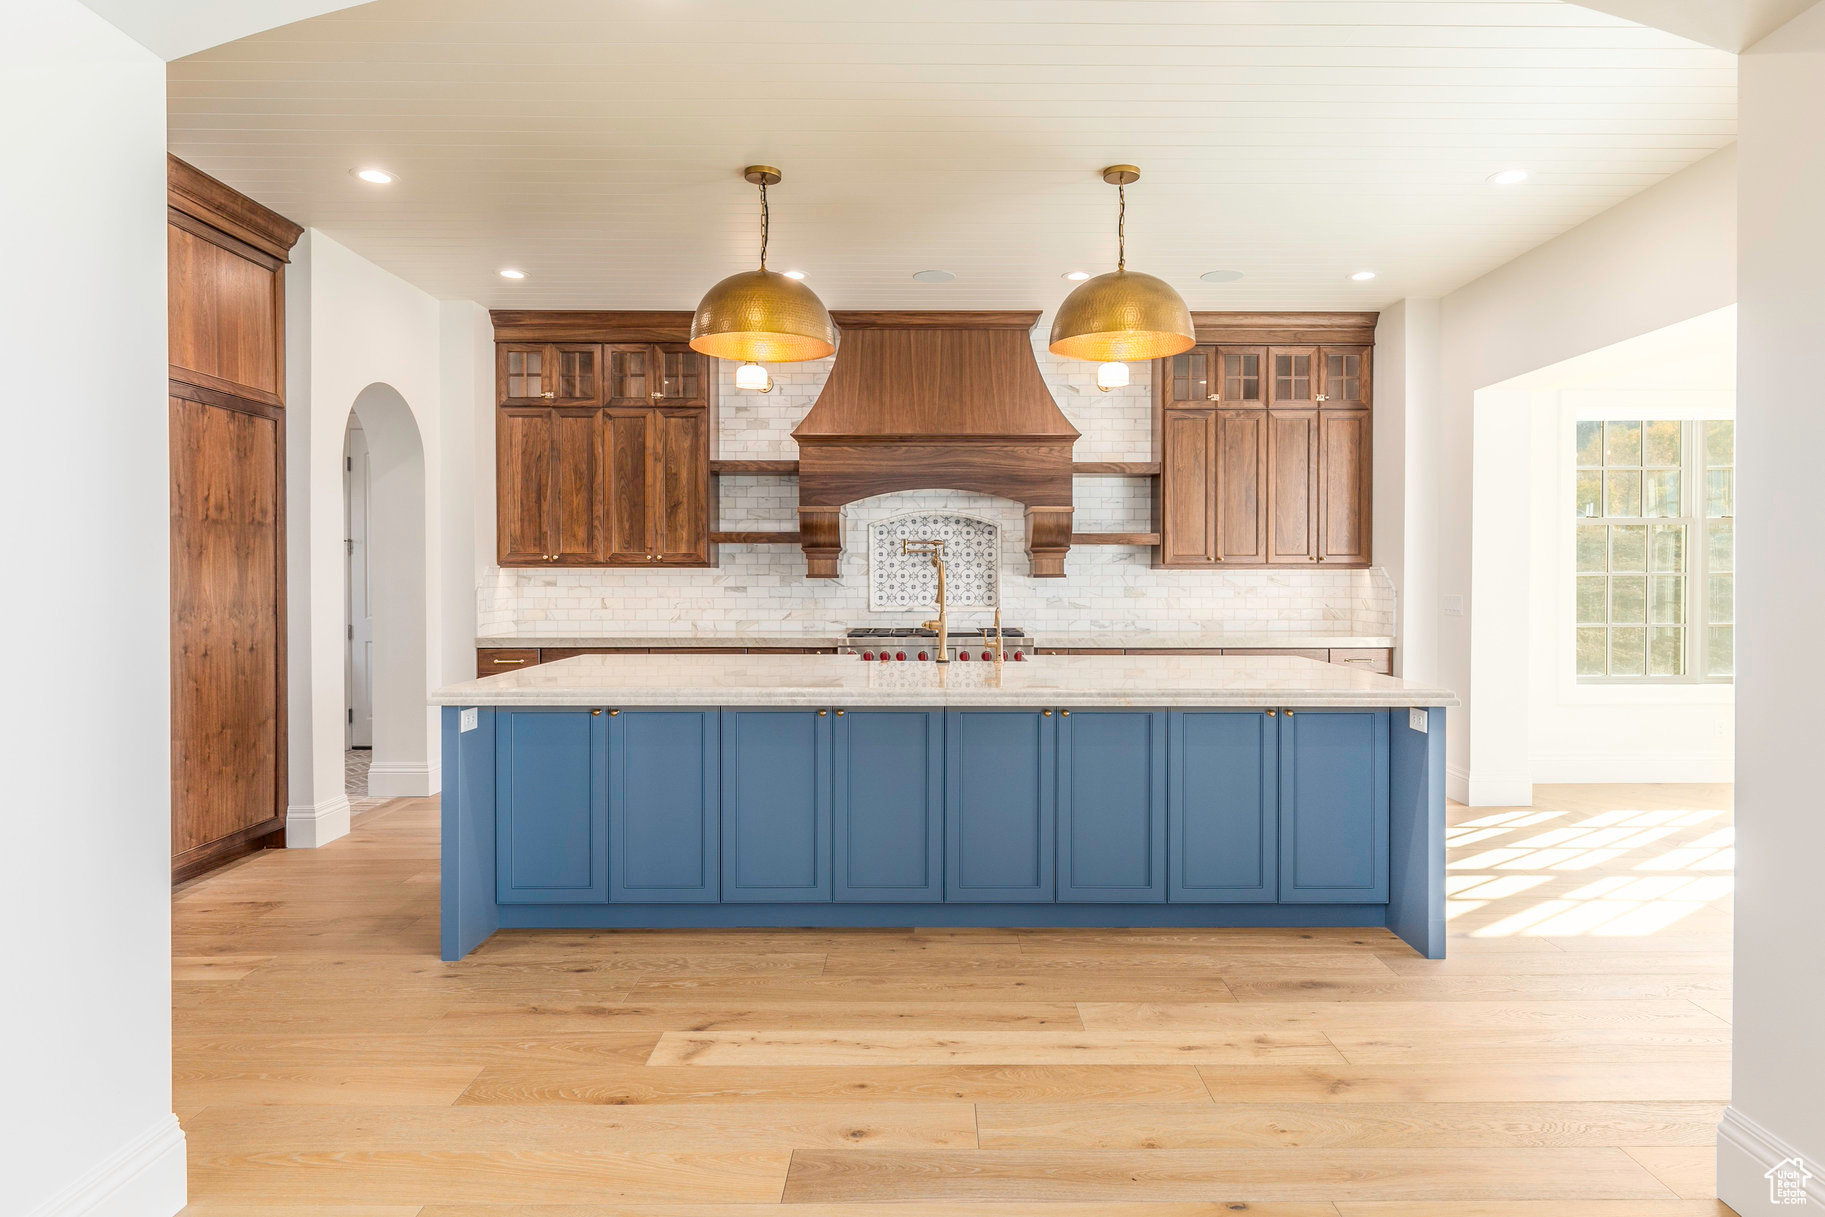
[{"x1": 495, "y1": 903, "x2": 1393, "y2": 931}]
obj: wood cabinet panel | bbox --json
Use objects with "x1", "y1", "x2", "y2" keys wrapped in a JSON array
[
  {"x1": 653, "y1": 407, "x2": 712, "y2": 564},
  {"x1": 168, "y1": 217, "x2": 282, "y2": 404},
  {"x1": 1319, "y1": 409, "x2": 1371, "y2": 564},
  {"x1": 655, "y1": 343, "x2": 712, "y2": 407},
  {"x1": 551, "y1": 344, "x2": 605, "y2": 406},
  {"x1": 170, "y1": 394, "x2": 283, "y2": 860},
  {"x1": 1162, "y1": 346, "x2": 1216, "y2": 408},
  {"x1": 1320, "y1": 346, "x2": 1371, "y2": 409},
  {"x1": 499, "y1": 343, "x2": 604, "y2": 406},
  {"x1": 1217, "y1": 410, "x2": 1269, "y2": 563},
  {"x1": 603, "y1": 408, "x2": 655, "y2": 562},
  {"x1": 551, "y1": 410, "x2": 604, "y2": 562},
  {"x1": 1266, "y1": 410, "x2": 1319, "y2": 563},
  {"x1": 1158, "y1": 408, "x2": 1217, "y2": 566},
  {"x1": 1216, "y1": 346, "x2": 1268, "y2": 407},
  {"x1": 497, "y1": 409, "x2": 555, "y2": 564},
  {"x1": 605, "y1": 344, "x2": 654, "y2": 406}
]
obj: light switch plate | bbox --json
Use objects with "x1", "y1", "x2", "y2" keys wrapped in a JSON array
[
  {"x1": 460, "y1": 707, "x2": 479, "y2": 733},
  {"x1": 1409, "y1": 706, "x2": 1429, "y2": 733},
  {"x1": 1442, "y1": 594, "x2": 1465, "y2": 616}
]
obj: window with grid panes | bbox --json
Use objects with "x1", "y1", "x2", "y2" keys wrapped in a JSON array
[{"x1": 1574, "y1": 418, "x2": 1733, "y2": 682}]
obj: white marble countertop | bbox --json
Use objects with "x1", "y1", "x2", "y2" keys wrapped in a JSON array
[
  {"x1": 476, "y1": 631, "x2": 1396, "y2": 651},
  {"x1": 434, "y1": 652, "x2": 1455, "y2": 709}
]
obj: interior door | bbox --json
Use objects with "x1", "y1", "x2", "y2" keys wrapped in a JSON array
[{"x1": 344, "y1": 424, "x2": 373, "y2": 748}]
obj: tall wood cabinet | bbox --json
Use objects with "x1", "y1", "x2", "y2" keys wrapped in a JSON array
[
  {"x1": 493, "y1": 316, "x2": 716, "y2": 567},
  {"x1": 167, "y1": 157, "x2": 302, "y2": 881},
  {"x1": 1155, "y1": 316, "x2": 1373, "y2": 569}
]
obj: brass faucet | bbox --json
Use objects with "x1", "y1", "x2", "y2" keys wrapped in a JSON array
[{"x1": 902, "y1": 539, "x2": 949, "y2": 663}]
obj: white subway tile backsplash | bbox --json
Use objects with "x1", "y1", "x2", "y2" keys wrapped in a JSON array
[{"x1": 480, "y1": 335, "x2": 1396, "y2": 639}]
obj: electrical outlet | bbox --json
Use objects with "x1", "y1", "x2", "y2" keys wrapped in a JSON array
[
  {"x1": 1442, "y1": 594, "x2": 1465, "y2": 617},
  {"x1": 460, "y1": 707, "x2": 479, "y2": 733},
  {"x1": 1409, "y1": 706, "x2": 1429, "y2": 734}
]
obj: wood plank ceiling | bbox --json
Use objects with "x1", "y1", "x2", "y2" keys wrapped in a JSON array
[{"x1": 166, "y1": 0, "x2": 1736, "y2": 310}]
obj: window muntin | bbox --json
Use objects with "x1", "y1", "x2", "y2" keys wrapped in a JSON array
[{"x1": 1575, "y1": 418, "x2": 1732, "y2": 683}]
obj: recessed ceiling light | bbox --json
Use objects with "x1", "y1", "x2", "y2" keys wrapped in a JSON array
[
  {"x1": 498, "y1": 268, "x2": 526, "y2": 280},
  {"x1": 912, "y1": 269, "x2": 956, "y2": 283},
  {"x1": 1349, "y1": 270, "x2": 1378, "y2": 282},
  {"x1": 782, "y1": 269, "x2": 806, "y2": 280},
  {"x1": 353, "y1": 168, "x2": 395, "y2": 185},
  {"x1": 1487, "y1": 168, "x2": 1530, "y2": 185},
  {"x1": 1062, "y1": 270, "x2": 1091, "y2": 281},
  {"x1": 1199, "y1": 269, "x2": 1244, "y2": 283}
]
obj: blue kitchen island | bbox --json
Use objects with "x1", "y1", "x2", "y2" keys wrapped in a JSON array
[{"x1": 433, "y1": 652, "x2": 1456, "y2": 961}]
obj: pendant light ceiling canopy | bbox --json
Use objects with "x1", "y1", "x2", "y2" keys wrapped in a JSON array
[
  {"x1": 690, "y1": 165, "x2": 837, "y2": 364},
  {"x1": 1048, "y1": 166, "x2": 1195, "y2": 363}
]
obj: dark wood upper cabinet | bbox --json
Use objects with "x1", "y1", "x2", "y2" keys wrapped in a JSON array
[
  {"x1": 496, "y1": 333, "x2": 715, "y2": 568},
  {"x1": 1216, "y1": 347, "x2": 1268, "y2": 407},
  {"x1": 652, "y1": 407, "x2": 712, "y2": 563},
  {"x1": 1163, "y1": 346, "x2": 1217, "y2": 408},
  {"x1": 603, "y1": 408, "x2": 655, "y2": 563},
  {"x1": 1157, "y1": 408, "x2": 1218, "y2": 566},
  {"x1": 1154, "y1": 327, "x2": 1372, "y2": 569},
  {"x1": 499, "y1": 342, "x2": 605, "y2": 406},
  {"x1": 1268, "y1": 346, "x2": 1320, "y2": 409},
  {"x1": 1319, "y1": 346, "x2": 1370, "y2": 409},
  {"x1": 1319, "y1": 409, "x2": 1372, "y2": 562}
]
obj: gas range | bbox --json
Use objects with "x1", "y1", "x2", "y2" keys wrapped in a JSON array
[{"x1": 844, "y1": 626, "x2": 1033, "y2": 663}]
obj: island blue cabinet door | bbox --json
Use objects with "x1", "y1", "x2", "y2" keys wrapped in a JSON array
[
  {"x1": 833, "y1": 709, "x2": 943, "y2": 902},
  {"x1": 1169, "y1": 710, "x2": 1278, "y2": 902},
  {"x1": 1279, "y1": 709, "x2": 1389, "y2": 903},
  {"x1": 721, "y1": 709, "x2": 831, "y2": 902},
  {"x1": 495, "y1": 708, "x2": 608, "y2": 904},
  {"x1": 945, "y1": 709, "x2": 1056, "y2": 902},
  {"x1": 1057, "y1": 710, "x2": 1166, "y2": 902},
  {"x1": 610, "y1": 709, "x2": 719, "y2": 902}
]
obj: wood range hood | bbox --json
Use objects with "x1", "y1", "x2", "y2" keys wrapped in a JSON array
[{"x1": 791, "y1": 310, "x2": 1080, "y2": 577}]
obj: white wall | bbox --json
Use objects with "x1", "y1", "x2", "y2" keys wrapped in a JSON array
[
  {"x1": 0, "y1": 3, "x2": 186, "y2": 1214},
  {"x1": 1425, "y1": 146, "x2": 1738, "y2": 802},
  {"x1": 286, "y1": 230, "x2": 446, "y2": 844},
  {"x1": 1722, "y1": 1, "x2": 1825, "y2": 1208},
  {"x1": 1372, "y1": 300, "x2": 1441, "y2": 679}
]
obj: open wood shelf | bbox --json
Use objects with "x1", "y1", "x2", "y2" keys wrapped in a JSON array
[
  {"x1": 1073, "y1": 461, "x2": 1160, "y2": 476},
  {"x1": 1070, "y1": 532, "x2": 1161, "y2": 546},
  {"x1": 709, "y1": 530, "x2": 802, "y2": 544},
  {"x1": 710, "y1": 460, "x2": 800, "y2": 475}
]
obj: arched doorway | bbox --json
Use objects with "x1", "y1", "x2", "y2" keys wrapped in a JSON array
[{"x1": 345, "y1": 383, "x2": 433, "y2": 801}]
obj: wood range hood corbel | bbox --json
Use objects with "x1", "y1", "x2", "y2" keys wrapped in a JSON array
[{"x1": 791, "y1": 311, "x2": 1080, "y2": 577}]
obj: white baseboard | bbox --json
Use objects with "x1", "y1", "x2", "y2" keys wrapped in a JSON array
[
  {"x1": 365, "y1": 759, "x2": 441, "y2": 798},
  {"x1": 286, "y1": 792, "x2": 350, "y2": 848},
  {"x1": 1531, "y1": 752, "x2": 1733, "y2": 785},
  {"x1": 1446, "y1": 764, "x2": 1470, "y2": 804},
  {"x1": 1718, "y1": 1106, "x2": 1825, "y2": 1213},
  {"x1": 1466, "y1": 772, "x2": 1534, "y2": 808},
  {"x1": 25, "y1": 1113, "x2": 185, "y2": 1217}
]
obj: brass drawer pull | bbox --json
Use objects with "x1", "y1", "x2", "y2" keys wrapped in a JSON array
[{"x1": 491, "y1": 658, "x2": 527, "y2": 665}]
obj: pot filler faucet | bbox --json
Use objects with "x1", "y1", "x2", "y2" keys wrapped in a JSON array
[{"x1": 902, "y1": 539, "x2": 951, "y2": 663}]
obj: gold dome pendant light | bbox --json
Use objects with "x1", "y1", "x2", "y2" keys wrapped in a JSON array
[
  {"x1": 689, "y1": 166, "x2": 837, "y2": 363},
  {"x1": 1048, "y1": 165, "x2": 1195, "y2": 362}
]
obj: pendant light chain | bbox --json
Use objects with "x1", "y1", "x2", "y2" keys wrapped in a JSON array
[
  {"x1": 758, "y1": 180, "x2": 770, "y2": 270},
  {"x1": 1117, "y1": 182, "x2": 1126, "y2": 272}
]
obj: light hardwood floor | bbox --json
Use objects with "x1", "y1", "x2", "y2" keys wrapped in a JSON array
[{"x1": 173, "y1": 783, "x2": 1736, "y2": 1217}]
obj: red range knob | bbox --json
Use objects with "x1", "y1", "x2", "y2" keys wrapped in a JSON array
[
  {"x1": 917, "y1": 651, "x2": 929, "y2": 661},
  {"x1": 877, "y1": 651, "x2": 890, "y2": 662},
  {"x1": 957, "y1": 650, "x2": 971, "y2": 661},
  {"x1": 895, "y1": 651, "x2": 906, "y2": 662},
  {"x1": 1013, "y1": 650, "x2": 1026, "y2": 661},
  {"x1": 860, "y1": 651, "x2": 874, "y2": 661},
  {"x1": 981, "y1": 650, "x2": 993, "y2": 661}
]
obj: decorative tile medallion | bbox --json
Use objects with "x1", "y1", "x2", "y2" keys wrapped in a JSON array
[{"x1": 868, "y1": 511, "x2": 999, "y2": 611}]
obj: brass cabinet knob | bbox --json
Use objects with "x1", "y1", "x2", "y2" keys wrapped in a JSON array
[
  {"x1": 1042, "y1": 709, "x2": 1053, "y2": 717},
  {"x1": 1060, "y1": 709, "x2": 1071, "y2": 716},
  {"x1": 835, "y1": 709, "x2": 845, "y2": 716},
  {"x1": 609, "y1": 709, "x2": 621, "y2": 716},
  {"x1": 591, "y1": 709, "x2": 602, "y2": 716},
  {"x1": 817, "y1": 709, "x2": 828, "y2": 717},
  {"x1": 1266, "y1": 708, "x2": 1277, "y2": 717},
  {"x1": 1286, "y1": 708, "x2": 1297, "y2": 716}
]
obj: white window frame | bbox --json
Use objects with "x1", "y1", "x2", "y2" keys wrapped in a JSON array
[{"x1": 1572, "y1": 416, "x2": 1733, "y2": 686}]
